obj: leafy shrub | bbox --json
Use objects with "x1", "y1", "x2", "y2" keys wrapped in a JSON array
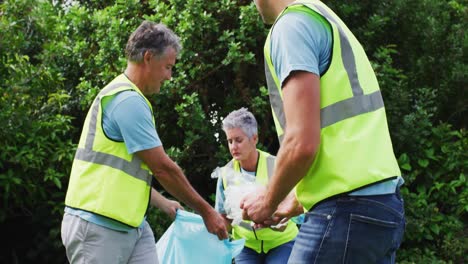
[{"x1": 0, "y1": 0, "x2": 466, "y2": 263}]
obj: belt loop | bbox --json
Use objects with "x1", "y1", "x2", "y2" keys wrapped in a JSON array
[{"x1": 395, "y1": 186, "x2": 402, "y2": 200}]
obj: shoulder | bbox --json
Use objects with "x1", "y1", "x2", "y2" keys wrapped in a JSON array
[
  {"x1": 273, "y1": 9, "x2": 330, "y2": 38},
  {"x1": 270, "y1": 8, "x2": 333, "y2": 81},
  {"x1": 104, "y1": 90, "x2": 155, "y2": 134},
  {"x1": 108, "y1": 90, "x2": 151, "y2": 116},
  {"x1": 113, "y1": 90, "x2": 147, "y2": 106}
]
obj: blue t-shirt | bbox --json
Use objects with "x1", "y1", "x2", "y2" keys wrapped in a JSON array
[
  {"x1": 271, "y1": 11, "x2": 332, "y2": 86},
  {"x1": 270, "y1": 11, "x2": 403, "y2": 195},
  {"x1": 102, "y1": 90, "x2": 162, "y2": 154},
  {"x1": 66, "y1": 90, "x2": 162, "y2": 231}
]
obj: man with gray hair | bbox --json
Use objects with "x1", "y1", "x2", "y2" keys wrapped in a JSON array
[
  {"x1": 61, "y1": 20, "x2": 228, "y2": 264},
  {"x1": 214, "y1": 107, "x2": 301, "y2": 263}
]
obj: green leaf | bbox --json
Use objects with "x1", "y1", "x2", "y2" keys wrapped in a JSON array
[
  {"x1": 53, "y1": 178, "x2": 62, "y2": 189},
  {"x1": 11, "y1": 177, "x2": 22, "y2": 185},
  {"x1": 401, "y1": 163, "x2": 412, "y2": 171},
  {"x1": 416, "y1": 185, "x2": 426, "y2": 194},
  {"x1": 418, "y1": 159, "x2": 429, "y2": 168},
  {"x1": 429, "y1": 224, "x2": 440, "y2": 235},
  {"x1": 424, "y1": 233, "x2": 434, "y2": 240},
  {"x1": 398, "y1": 153, "x2": 412, "y2": 170}
]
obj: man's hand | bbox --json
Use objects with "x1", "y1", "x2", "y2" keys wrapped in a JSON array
[
  {"x1": 150, "y1": 188, "x2": 184, "y2": 219},
  {"x1": 254, "y1": 192, "x2": 304, "y2": 229},
  {"x1": 240, "y1": 187, "x2": 276, "y2": 224},
  {"x1": 160, "y1": 199, "x2": 184, "y2": 220},
  {"x1": 274, "y1": 191, "x2": 304, "y2": 219},
  {"x1": 201, "y1": 208, "x2": 229, "y2": 240}
]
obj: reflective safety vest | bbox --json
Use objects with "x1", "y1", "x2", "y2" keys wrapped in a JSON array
[
  {"x1": 264, "y1": 0, "x2": 401, "y2": 210},
  {"x1": 222, "y1": 150, "x2": 298, "y2": 253},
  {"x1": 65, "y1": 74, "x2": 153, "y2": 227}
]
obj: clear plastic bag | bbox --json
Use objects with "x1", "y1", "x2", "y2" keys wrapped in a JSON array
[
  {"x1": 156, "y1": 210, "x2": 245, "y2": 264},
  {"x1": 211, "y1": 166, "x2": 262, "y2": 226}
]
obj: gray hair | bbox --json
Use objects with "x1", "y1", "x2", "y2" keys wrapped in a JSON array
[
  {"x1": 125, "y1": 21, "x2": 182, "y2": 63},
  {"x1": 222, "y1": 107, "x2": 258, "y2": 139}
]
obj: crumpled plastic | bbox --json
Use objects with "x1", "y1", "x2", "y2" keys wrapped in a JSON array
[
  {"x1": 211, "y1": 166, "x2": 262, "y2": 226},
  {"x1": 156, "y1": 210, "x2": 245, "y2": 264}
]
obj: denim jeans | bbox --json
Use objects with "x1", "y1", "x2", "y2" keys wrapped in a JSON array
[
  {"x1": 235, "y1": 240, "x2": 295, "y2": 264},
  {"x1": 288, "y1": 191, "x2": 405, "y2": 264}
]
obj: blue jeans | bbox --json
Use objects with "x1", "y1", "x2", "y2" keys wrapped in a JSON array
[
  {"x1": 235, "y1": 240, "x2": 295, "y2": 264},
  {"x1": 288, "y1": 191, "x2": 405, "y2": 264}
]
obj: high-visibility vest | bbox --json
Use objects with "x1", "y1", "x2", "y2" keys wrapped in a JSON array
[
  {"x1": 65, "y1": 74, "x2": 153, "y2": 227},
  {"x1": 222, "y1": 150, "x2": 298, "y2": 253},
  {"x1": 264, "y1": 0, "x2": 401, "y2": 211}
]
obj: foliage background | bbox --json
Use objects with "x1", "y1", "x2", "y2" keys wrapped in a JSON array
[{"x1": 0, "y1": 0, "x2": 466, "y2": 263}]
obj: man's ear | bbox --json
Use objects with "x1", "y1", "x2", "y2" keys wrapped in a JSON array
[{"x1": 143, "y1": 51, "x2": 152, "y2": 64}]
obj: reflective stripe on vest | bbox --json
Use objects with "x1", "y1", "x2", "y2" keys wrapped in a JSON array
[
  {"x1": 222, "y1": 150, "x2": 298, "y2": 253},
  {"x1": 74, "y1": 82, "x2": 152, "y2": 185}
]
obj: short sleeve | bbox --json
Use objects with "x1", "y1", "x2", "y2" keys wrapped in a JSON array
[
  {"x1": 103, "y1": 91, "x2": 162, "y2": 154},
  {"x1": 270, "y1": 10, "x2": 332, "y2": 87}
]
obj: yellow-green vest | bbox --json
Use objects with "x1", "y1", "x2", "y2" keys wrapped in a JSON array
[
  {"x1": 223, "y1": 150, "x2": 298, "y2": 253},
  {"x1": 264, "y1": 0, "x2": 401, "y2": 211},
  {"x1": 65, "y1": 74, "x2": 153, "y2": 227}
]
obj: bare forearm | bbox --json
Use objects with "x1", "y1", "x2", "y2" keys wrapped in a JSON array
[
  {"x1": 137, "y1": 148, "x2": 211, "y2": 216},
  {"x1": 155, "y1": 164, "x2": 211, "y2": 215},
  {"x1": 137, "y1": 147, "x2": 228, "y2": 239},
  {"x1": 150, "y1": 188, "x2": 165, "y2": 207},
  {"x1": 265, "y1": 71, "x2": 321, "y2": 209},
  {"x1": 151, "y1": 188, "x2": 183, "y2": 219},
  {"x1": 265, "y1": 134, "x2": 316, "y2": 208}
]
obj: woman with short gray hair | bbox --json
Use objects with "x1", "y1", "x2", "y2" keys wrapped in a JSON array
[
  {"x1": 222, "y1": 107, "x2": 258, "y2": 139},
  {"x1": 214, "y1": 107, "x2": 300, "y2": 264}
]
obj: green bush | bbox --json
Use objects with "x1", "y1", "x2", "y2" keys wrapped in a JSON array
[
  {"x1": 396, "y1": 105, "x2": 467, "y2": 262},
  {"x1": 0, "y1": 0, "x2": 466, "y2": 263}
]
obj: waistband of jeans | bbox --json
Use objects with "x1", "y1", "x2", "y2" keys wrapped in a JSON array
[{"x1": 309, "y1": 177, "x2": 401, "y2": 210}]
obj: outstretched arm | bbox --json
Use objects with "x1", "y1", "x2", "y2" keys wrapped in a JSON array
[
  {"x1": 137, "y1": 146, "x2": 228, "y2": 240},
  {"x1": 150, "y1": 188, "x2": 184, "y2": 219}
]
